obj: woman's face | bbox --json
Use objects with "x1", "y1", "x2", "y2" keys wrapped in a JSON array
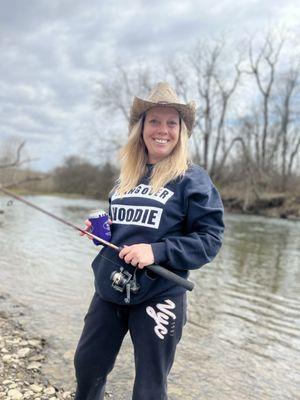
[{"x1": 143, "y1": 106, "x2": 180, "y2": 164}]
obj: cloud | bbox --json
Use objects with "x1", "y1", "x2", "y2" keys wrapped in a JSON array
[{"x1": 0, "y1": 0, "x2": 299, "y2": 171}]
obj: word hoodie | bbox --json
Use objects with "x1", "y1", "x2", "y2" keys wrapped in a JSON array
[{"x1": 92, "y1": 163, "x2": 224, "y2": 304}]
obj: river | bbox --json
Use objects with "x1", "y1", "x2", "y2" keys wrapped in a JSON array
[{"x1": 0, "y1": 195, "x2": 299, "y2": 399}]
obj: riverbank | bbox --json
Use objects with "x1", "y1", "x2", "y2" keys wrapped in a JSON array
[
  {"x1": 221, "y1": 191, "x2": 300, "y2": 220},
  {"x1": 0, "y1": 295, "x2": 113, "y2": 400},
  {"x1": 1, "y1": 189, "x2": 300, "y2": 221}
]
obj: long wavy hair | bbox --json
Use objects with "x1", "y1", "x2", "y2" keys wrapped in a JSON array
[{"x1": 115, "y1": 114, "x2": 190, "y2": 195}]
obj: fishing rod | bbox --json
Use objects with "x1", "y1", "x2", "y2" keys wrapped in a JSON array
[{"x1": 0, "y1": 186, "x2": 194, "y2": 291}]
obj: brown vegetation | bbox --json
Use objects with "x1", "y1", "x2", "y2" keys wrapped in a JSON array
[{"x1": 52, "y1": 156, "x2": 118, "y2": 199}]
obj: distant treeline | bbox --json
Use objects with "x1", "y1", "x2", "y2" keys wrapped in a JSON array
[
  {"x1": 1, "y1": 152, "x2": 300, "y2": 218},
  {"x1": 0, "y1": 156, "x2": 118, "y2": 200},
  {"x1": 52, "y1": 156, "x2": 118, "y2": 199}
]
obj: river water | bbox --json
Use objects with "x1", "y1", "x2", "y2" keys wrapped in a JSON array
[{"x1": 0, "y1": 195, "x2": 299, "y2": 399}]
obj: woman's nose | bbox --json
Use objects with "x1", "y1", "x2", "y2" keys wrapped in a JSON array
[{"x1": 158, "y1": 122, "x2": 168, "y2": 134}]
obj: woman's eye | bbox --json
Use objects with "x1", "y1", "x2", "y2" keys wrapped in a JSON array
[
  {"x1": 149, "y1": 119, "x2": 159, "y2": 125},
  {"x1": 148, "y1": 119, "x2": 178, "y2": 127}
]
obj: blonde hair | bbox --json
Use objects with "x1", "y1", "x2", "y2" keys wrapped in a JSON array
[{"x1": 116, "y1": 116, "x2": 190, "y2": 195}]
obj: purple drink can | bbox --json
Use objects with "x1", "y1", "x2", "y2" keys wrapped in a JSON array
[{"x1": 88, "y1": 209, "x2": 111, "y2": 246}]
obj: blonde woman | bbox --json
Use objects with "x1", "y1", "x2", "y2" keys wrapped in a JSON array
[{"x1": 74, "y1": 82, "x2": 224, "y2": 400}]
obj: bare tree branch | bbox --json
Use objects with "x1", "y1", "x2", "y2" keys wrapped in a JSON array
[
  {"x1": 247, "y1": 32, "x2": 285, "y2": 169},
  {"x1": 211, "y1": 59, "x2": 242, "y2": 175},
  {"x1": 0, "y1": 141, "x2": 26, "y2": 169}
]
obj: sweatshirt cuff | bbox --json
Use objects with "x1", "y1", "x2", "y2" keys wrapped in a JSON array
[{"x1": 151, "y1": 242, "x2": 168, "y2": 265}]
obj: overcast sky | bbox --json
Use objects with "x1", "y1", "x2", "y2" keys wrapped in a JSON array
[{"x1": 1, "y1": 0, "x2": 300, "y2": 171}]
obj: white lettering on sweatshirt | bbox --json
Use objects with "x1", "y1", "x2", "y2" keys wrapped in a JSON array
[
  {"x1": 111, "y1": 205, "x2": 163, "y2": 229},
  {"x1": 112, "y1": 184, "x2": 174, "y2": 205}
]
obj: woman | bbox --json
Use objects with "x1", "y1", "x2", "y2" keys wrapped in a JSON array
[{"x1": 74, "y1": 82, "x2": 224, "y2": 400}]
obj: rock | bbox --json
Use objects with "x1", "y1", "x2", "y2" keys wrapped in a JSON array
[
  {"x1": 1, "y1": 347, "x2": 9, "y2": 353},
  {"x1": 29, "y1": 354, "x2": 44, "y2": 362},
  {"x1": 6, "y1": 338, "x2": 21, "y2": 345},
  {"x1": 17, "y1": 347, "x2": 31, "y2": 358},
  {"x1": 63, "y1": 350, "x2": 73, "y2": 361},
  {"x1": 44, "y1": 387, "x2": 56, "y2": 395},
  {"x1": 23, "y1": 390, "x2": 34, "y2": 399},
  {"x1": 28, "y1": 339, "x2": 41, "y2": 347},
  {"x1": 3, "y1": 379, "x2": 13, "y2": 385},
  {"x1": 27, "y1": 362, "x2": 42, "y2": 370},
  {"x1": 30, "y1": 384, "x2": 43, "y2": 393},
  {"x1": 2, "y1": 354, "x2": 13, "y2": 362},
  {"x1": 9, "y1": 383, "x2": 18, "y2": 389},
  {"x1": 7, "y1": 389, "x2": 23, "y2": 399}
]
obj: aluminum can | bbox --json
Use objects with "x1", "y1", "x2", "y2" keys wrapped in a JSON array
[{"x1": 88, "y1": 209, "x2": 111, "y2": 246}]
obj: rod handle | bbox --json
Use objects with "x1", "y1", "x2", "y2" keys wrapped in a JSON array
[
  {"x1": 147, "y1": 264, "x2": 194, "y2": 291},
  {"x1": 118, "y1": 246, "x2": 194, "y2": 291}
]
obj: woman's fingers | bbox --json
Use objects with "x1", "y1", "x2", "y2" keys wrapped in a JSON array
[
  {"x1": 79, "y1": 219, "x2": 92, "y2": 238},
  {"x1": 85, "y1": 219, "x2": 92, "y2": 227},
  {"x1": 118, "y1": 245, "x2": 129, "y2": 259},
  {"x1": 119, "y1": 244, "x2": 154, "y2": 268},
  {"x1": 130, "y1": 258, "x2": 139, "y2": 267}
]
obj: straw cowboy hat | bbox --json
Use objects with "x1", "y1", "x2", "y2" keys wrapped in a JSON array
[{"x1": 129, "y1": 82, "x2": 196, "y2": 136}]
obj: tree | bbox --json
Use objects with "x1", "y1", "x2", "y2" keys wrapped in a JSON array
[
  {"x1": 275, "y1": 67, "x2": 300, "y2": 189},
  {"x1": 246, "y1": 31, "x2": 284, "y2": 171},
  {"x1": 0, "y1": 139, "x2": 46, "y2": 190},
  {"x1": 166, "y1": 37, "x2": 243, "y2": 177},
  {"x1": 93, "y1": 62, "x2": 156, "y2": 163}
]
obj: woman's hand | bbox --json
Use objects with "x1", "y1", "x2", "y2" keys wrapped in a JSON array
[
  {"x1": 80, "y1": 218, "x2": 112, "y2": 240},
  {"x1": 119, "y1": 244, "x2": 154, "y2": 269},
  {"x1": 79, "y1": 219, "x2": 92, "y2": 238}
]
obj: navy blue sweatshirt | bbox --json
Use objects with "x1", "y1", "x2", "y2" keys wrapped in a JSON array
[{"x1": 91, "y1": 163, "x2": 224, "y2": 304}]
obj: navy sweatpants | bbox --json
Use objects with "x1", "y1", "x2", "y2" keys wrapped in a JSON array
[{"x1": 74, "y1": 292, "x2": 187, "y2": 400}]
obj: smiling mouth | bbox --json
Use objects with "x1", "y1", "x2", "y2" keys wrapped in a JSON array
[{"x1": 154, "y1": 139, "x2": 168, "y2": 144}]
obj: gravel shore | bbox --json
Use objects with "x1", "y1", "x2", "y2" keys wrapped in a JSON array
[
  {"x1": 0, "y1": 295, "x2": 116, "y2": 400},
  {"x1": 0, "y1": 306, "x2": 75, "y2": 400}
]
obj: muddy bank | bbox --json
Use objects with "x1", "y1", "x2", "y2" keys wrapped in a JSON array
[
  {"x1": 222, "y1": 192, "x2": 300, "y2": 220},
  {"x1": 0, "y1": 295, "x2": 113, "y2": 400}
]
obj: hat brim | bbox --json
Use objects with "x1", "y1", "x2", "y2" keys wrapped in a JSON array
[{"x1": 129, "y1": 97, "x2": 196, "y2": 136}]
